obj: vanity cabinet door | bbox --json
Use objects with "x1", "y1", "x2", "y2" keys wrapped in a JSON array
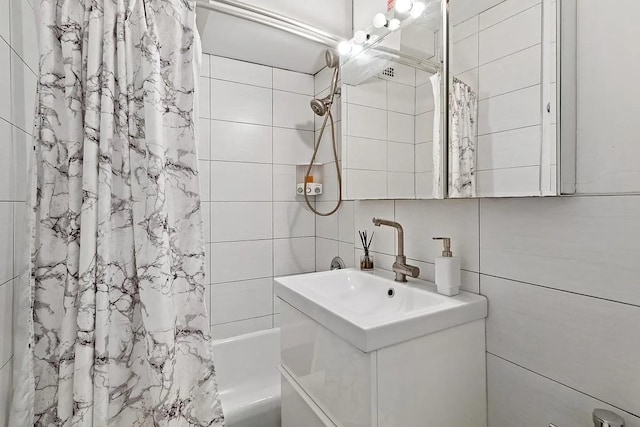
[
  {"x1": 280, "y1": 301, "x2": 377, "y2": 427},
  {"x1": 281, "y1": 373, "x2": 337, "y2": 427}
]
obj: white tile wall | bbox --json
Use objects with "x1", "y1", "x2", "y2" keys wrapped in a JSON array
[
  {"x1": 0, "y1": 0, "x2": 37, "y2": 422},
  {"x1": 321, "y1": 192, "x2": 640, "y2": 425},
  {"x1": 341, "y1": 62, "x2": 434, "y2": 201},
  {"x1": 210, "y1": 79, "x2": 272, "y2": 126},
  {"x1": 201, "y1": 55, "x2": 319, "y2": 337},
  {"x1": 452, "y1": 0, "x2": 548, "y2": 198}
]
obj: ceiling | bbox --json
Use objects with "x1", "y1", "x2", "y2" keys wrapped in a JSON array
[{"x1": 196, "y1": 0, "x2": 353, "y2": 75}]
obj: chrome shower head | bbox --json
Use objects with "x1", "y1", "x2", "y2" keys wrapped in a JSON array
[
  {"x1": 310, "y1": 95, "x2": 331, "y2": 116},
  {"x1": 325, "y1": 49, "x2": 340, "y2": 69}
]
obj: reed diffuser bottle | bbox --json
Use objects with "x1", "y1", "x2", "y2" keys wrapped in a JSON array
[{"x1": 359, "y1": 230, "x2": 374, "y2": 270}]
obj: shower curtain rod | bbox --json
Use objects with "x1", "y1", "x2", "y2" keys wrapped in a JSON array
[
  {"x1": 195, "y1": 0, "x2": 343, "y2": 47},
  {"x1": 195, "y1": 0, "x2": 443, "y2": 73}
]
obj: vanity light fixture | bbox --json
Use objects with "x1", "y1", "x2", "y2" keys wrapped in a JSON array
[
  {"x1": 395, "y1": 0, "x2": 413, "y2": 14},
  {"x1": 373, "y1": 12, "x2": 388, "y2": 28},
  {"x1": 353, "y1": 29, "x2": 369, "y2": 44},
  {"x1": 388, "y1": 18, "x2": 401, "y2": 31},
  {"x1": 411, "y1": 1, "x2": 426, "y2": 18},
  {"x1": 338, "y1": 40, "x2": 352, "y2": 55}
]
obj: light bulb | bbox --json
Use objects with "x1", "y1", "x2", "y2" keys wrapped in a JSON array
[
  {"x1": 411, "y1": 1, "x2": 426, "y2": 18},
  {"x1": 388, "y1": 18, "x2": 401, "y2": 31},
  {"x1": 395, "y1": 0, "x2": 413, "y2": 14},
  {"x1": 338, "y1": 41, "x2": 352, "y2": 55},
  {"x1": 373, "y1": 13, "x2": 388, "y2": 28},
  {"x1": 354, "y1": 30, "x2": 368, "y2": 44}
]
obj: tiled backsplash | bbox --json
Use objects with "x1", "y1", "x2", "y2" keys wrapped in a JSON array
[{"x1": 0, "y1": 0, "x2": 38, "y2": 423}]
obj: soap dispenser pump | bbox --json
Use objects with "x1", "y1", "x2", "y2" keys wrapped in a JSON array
[{"x1": 433, "y1": 237, "x2": 461, "y2": 296}]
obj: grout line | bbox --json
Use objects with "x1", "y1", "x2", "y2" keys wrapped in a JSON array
[
  {"x1": 211, "y1": 313, "x2": 273, "y2": 328},
  {"x1": 477, "y1": 82, "x2": 540, "y2": 103},
  {"x1": 486, "y1": 352, "x2": 640, "y2": 420},
  {"x1": 477, "y1": 122, "x2": 542, "y2": 138},
  {"x1": 480, "y1": 272, "x2": 640, "y2": 309},
  {"x1": 478, "y1": 1, "x2": 542, "y2": 34},
  {"x1": 477, "y1": 164, "x2": 541, "y2": 173},
  {"x1": 205, "y1": 75, "x2": 314, "y2": 97},
  {"x1": 0, "y1": 355, "x2": 13, "y2": 372},
  {"x1": 478, "y1": 42, "x2": 542, "y2": 70}
]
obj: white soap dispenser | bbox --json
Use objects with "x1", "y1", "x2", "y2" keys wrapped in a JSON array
[{"x1": 433, "y1": 237, "x2": 461, "y2": 296}]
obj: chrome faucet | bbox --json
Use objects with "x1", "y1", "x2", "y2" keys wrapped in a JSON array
[{"x1": 371, "y1": 218, "x2": 420, "y2": 283}]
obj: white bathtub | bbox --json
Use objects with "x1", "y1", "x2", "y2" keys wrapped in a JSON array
[{"x1": 211, "y1": 328, "x2": 281, "y2": 427}]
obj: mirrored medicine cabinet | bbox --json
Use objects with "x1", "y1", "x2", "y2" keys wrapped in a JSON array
[{"x1": 339, "y1": 0, "x2": 577, "y2": 200}]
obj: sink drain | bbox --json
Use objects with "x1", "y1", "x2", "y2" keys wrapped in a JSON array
[{"x1": 387, "y1": 288, "x2": 395, "y2": 298}]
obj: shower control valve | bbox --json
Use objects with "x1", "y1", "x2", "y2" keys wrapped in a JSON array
[{"x1": 297, "y1": 183, "x2": 323, "y2": 196}]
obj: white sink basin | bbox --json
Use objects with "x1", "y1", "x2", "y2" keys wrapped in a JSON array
[{"x1": 275, "y1": 268, "x2": 487, "y2": 352}]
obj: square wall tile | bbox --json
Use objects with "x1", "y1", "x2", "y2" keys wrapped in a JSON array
[
  {"x1": 272, "y1": 127, "x2": 314, "y2": 165},
  {"x1": 345, "y1": 169, "x2": 387, "y2": 200},
  {"x1": 211, "y1": 80, "x2": 272, "y2": 126},
  {"x1": 388, "y1": 112, "x2": 415, "y2": 144},
  {"x1": 347, "y1": 104, "x2": 387, "y2": 140},
  {"x1": 345, "y1": 136, "x2": 387, "y2": 171},
  {"x1": 211, "y1": 56, "x2": 272, "y2": 88},
  {"x1": 345, "y1": 79, "x2": 387, "y2": 110},
  {"x1": 210, "y1": 120, "x2": 272, "y2": 164},
  {"x1": 388, "y1": 172, "x2": 415, "y2": 199},
  {"x1": 273, "y1": 69, "x2": 314, "y2": 95},
  {"x1": 387, "y1": 81, "x2": 415, "y2": 115},
  {"x1": 211, "y1": 162, "x2": 272, "y2": 202},
  {"x1": 273, "y1": 237, "x2": 316, "y2": 276},
  {"x1": 211, "y1": 240, "x2": 273, "y2": 283},
  {"x1": 273, "y1": 202, "x2": 315, "y2": 239},
  {"x1": 210, "y1": 278, "x2": 273, "y2": 325},
  {"x1": 388, "y1": 142, "x2": 415, "y2": 173},
  {"x1": 273, "y1": 90, "x2": 314, "y2": 131},
  {"x1": 211, "y1": 202, "x2": 272, "y2": 242},
  {"x1": 479, "y1": 5, "x2": 541, "y2": 65}
]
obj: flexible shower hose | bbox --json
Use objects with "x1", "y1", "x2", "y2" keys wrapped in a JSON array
[{"x1": 303, "y1": 108, "x2": 342, "y2": 216}]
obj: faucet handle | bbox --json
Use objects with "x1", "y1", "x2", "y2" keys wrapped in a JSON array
[{"x1": 406, "y1": 264, "x2": 420, "y2": 278}]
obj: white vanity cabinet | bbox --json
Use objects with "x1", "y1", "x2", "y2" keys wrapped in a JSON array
[{"x1": 279, "y1": 300, "x2": 488, "y2": 427}]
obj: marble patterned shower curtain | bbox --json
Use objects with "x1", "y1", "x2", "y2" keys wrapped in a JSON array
[
  {"x1": 10, "y1": 0, "x2": 224, "y2": 425},
  {"x1": 449, "y1": 78, "x2": 477, "y2": 198}
]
